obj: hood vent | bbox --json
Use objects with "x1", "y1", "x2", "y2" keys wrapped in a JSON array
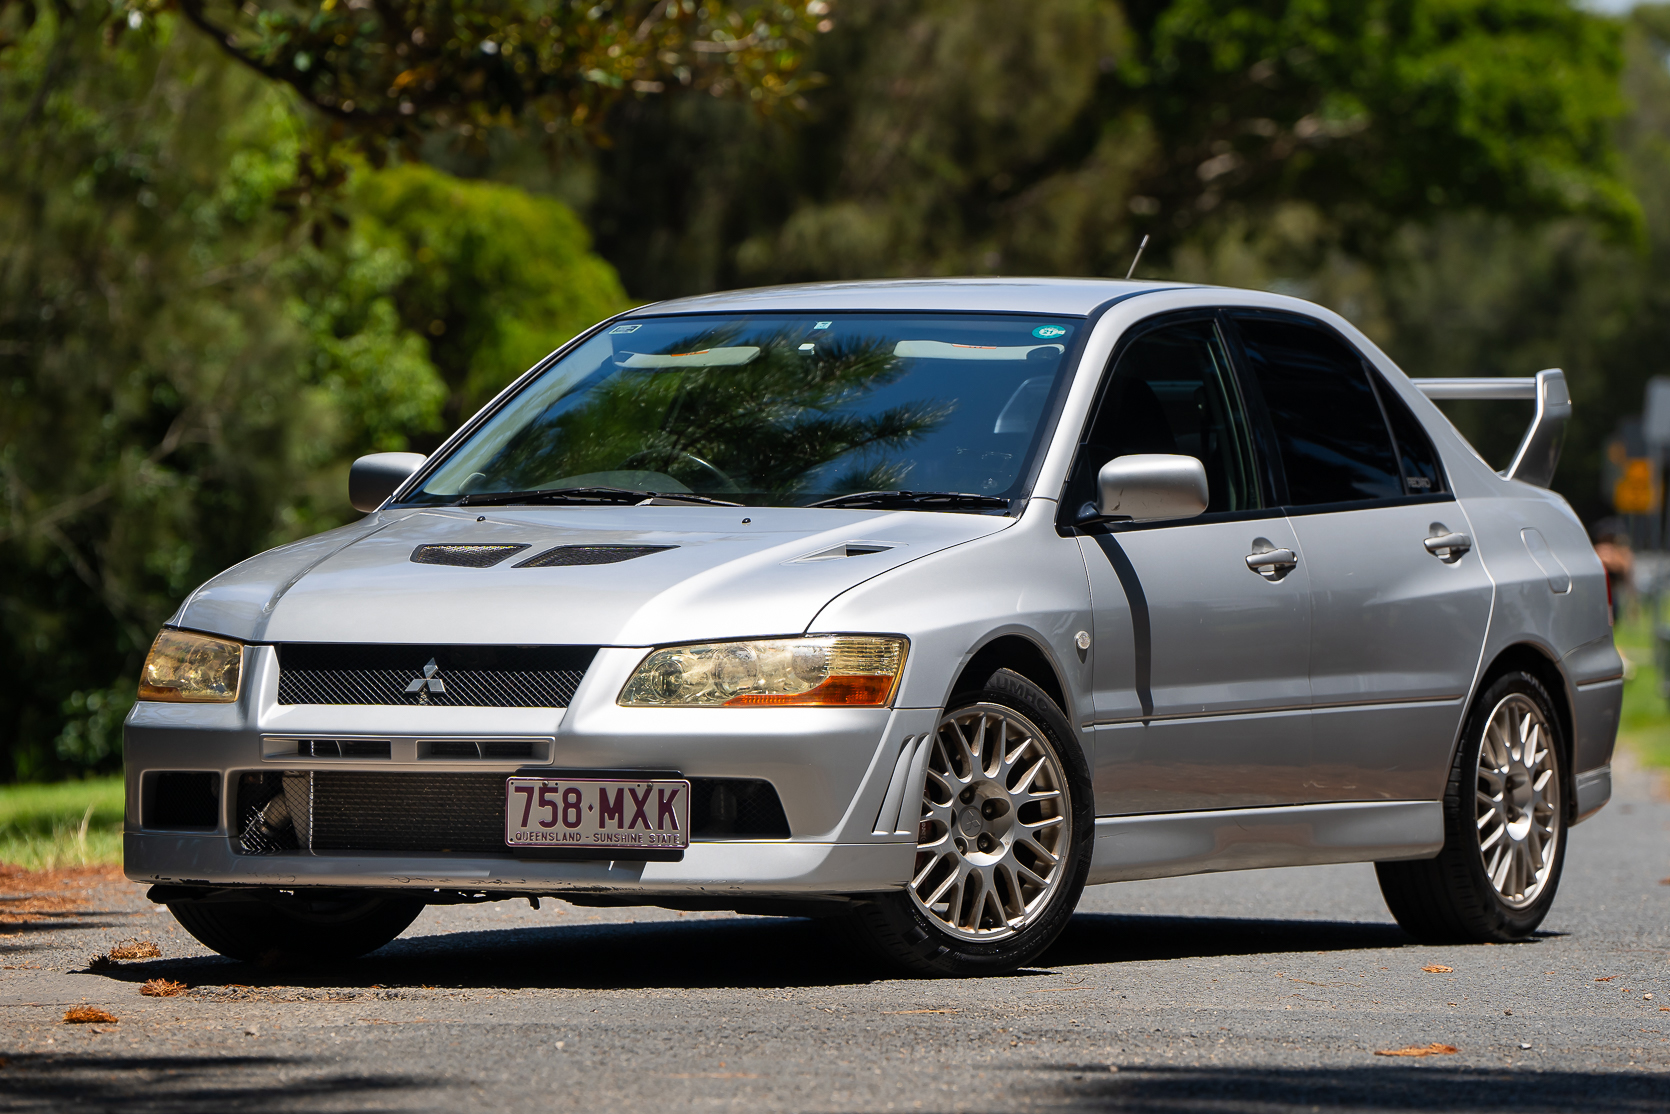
[
  {"x1": 793, "y1": 541, "x2": 895, "y2": 563},
  {"x1": 516, "y1": 544, "x2": 677, "y2": 568},
  {"x1": 411, "y1": 543, "x2": 530, "y2": 568}
]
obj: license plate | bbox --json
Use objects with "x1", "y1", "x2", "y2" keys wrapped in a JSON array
[{"x1": 504, "y1": 776, "x2": 691, "y2": 852}]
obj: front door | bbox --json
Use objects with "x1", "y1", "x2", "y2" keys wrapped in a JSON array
[
  {"x1": 1069, "y1": 315, "x2": 1313, "y2": 815},
  {"x1": 1229, "y1": 311, "x2": 1493, "y2": 803}
]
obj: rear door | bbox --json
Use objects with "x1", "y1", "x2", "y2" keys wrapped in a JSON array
[
  {"x1": 1070, "y1": 314, "x2": 1314, "y2": 815},
  {"x1": 1228, "y1": 311, "x2": 1492, "y2": 803}
]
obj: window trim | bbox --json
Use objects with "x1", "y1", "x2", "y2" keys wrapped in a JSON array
[
  {"x1": 1055, "y1": 309, "x2": 1273, "y2": 534},
  {"x1": 1222, "y1": 308, "x2": 1451, "y2": 514}
]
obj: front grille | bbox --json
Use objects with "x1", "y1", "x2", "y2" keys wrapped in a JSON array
[
  {"x1": 276, "y1": 644, "x2": 596, "y2": 707},
  {"x1": 516, "y1": 544, "x2": 676, "y2": 568},
  {"x1": 233, "y1": 772, "x2": 790, "y2": 854}
]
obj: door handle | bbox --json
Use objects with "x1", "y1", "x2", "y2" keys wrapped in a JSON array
[
  {"x1": 1424, "y1": 532, "x2": 1472, "y2": 563},
  {"x1": 1245, "y1": 548, "x2": 1297, "y2": 571}
]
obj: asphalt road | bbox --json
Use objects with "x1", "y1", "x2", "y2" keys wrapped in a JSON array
[{"x1": 3, "y1": 757, "x2": 1667, "y2": 1114}]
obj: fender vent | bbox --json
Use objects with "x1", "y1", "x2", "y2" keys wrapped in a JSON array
[
  {"x1": 516, "y1": 545, "x2": 676, "y2": 568},
  {"x1": 411, "y1": 543, "x2": 530, "y2": 568},
  {"x1": 873, "y1": 734, "x2": 932, "y2": 835}
]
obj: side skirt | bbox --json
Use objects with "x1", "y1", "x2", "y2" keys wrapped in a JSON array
[{"x1": 1088, "y1": 800, "x2": 1443, "y2": 885}]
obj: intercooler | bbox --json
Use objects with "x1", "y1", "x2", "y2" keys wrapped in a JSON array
[{"x1": 235, "y1": 770, "x2": 790, "y2": 855}]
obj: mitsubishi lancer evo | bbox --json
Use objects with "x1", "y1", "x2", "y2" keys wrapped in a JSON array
[{"x1": 125, "y1": 278, "x2": 1621, "y2": 976}]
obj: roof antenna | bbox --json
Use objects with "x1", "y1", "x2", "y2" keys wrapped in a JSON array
[{"x1": 1124, "y1": 234, "x2": 1150, "y2": 281}]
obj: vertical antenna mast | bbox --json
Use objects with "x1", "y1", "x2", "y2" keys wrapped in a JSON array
[{"x1": 1124, "y1": 234, "x2": 1150, "y2": 281}]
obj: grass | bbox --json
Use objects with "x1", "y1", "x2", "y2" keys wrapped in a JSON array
[
  {"x1": 1612, "y1": 607, "x2": 1670, "y2": 769},
  {"x1": 0, "y1": 775, "x2": 123, "y2": 870}
]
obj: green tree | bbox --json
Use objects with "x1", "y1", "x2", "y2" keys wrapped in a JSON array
[
  {"x1": 341, "y1": 163, "x2": 627, "y2": 431},
  {"x1": 157, "y1": 0, "x2": 827, "y2": 151},
  {"x1": 0, "y1": 5, "x2": 629, "y2": 779},
  {"x1": 573, "y1": 0, "x2": 1638, "y2": 298}
]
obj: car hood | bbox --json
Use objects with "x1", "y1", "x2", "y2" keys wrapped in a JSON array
[{"x1": 171, "y1": 504, "x2": 1013, "y2": 645}]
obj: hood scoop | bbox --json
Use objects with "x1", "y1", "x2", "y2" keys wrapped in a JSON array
[
  {"x1": 515, "y1": 544, "x2": 678, "y2": 568},
  {"x1": 792, "y1": 541, "x2": 896, "y2": 563},
  {"x1": 411, "y1": 543, "x2": 531, "y2": 568}
]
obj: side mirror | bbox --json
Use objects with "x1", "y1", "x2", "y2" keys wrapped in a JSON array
[
  {"x1": 1090, "y1": 454, "x2": 1209, "y2": 523},
  {"x1": 349, "y1": 452, "x2": 426, "y2": 513}
]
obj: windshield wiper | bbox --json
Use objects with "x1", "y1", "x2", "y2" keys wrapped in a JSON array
[
  {"x1": 457, "y1": 487, "x2": 742, "y2": 508},
  {"x1": 806, "y1": 490, "x2": 1014, "y2": 512}
]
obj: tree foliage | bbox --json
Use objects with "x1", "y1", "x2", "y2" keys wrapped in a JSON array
[
  {"x1": 1, "y1": 0, "x2": 1663, "y2": 781},
  {"x1": 578, "y1": 0, "x2": 1637, "y2": 297},
  {"x1": 156, "y1": 0, "x2": 824, "y2": 153},
  {"x1": 0, "y1": 5, "x2": 626, "y2": 779}
]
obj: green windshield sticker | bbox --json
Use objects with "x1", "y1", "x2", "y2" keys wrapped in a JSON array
[{"x1": 1032, "y1": 325, "x2": 1067, "y2": 339}]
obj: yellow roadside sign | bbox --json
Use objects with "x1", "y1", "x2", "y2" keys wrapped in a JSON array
[{"x1": 1613, "y1": 456, "x2": 1659, "y2": 513}]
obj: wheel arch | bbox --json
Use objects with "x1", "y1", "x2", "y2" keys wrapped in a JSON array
[
  {"x1": 1473, "y1": 642, "x2": 1577, "y2": 821},
  {"x1": 949, "y1": 634, "x2": 1070, "y2": 715}
]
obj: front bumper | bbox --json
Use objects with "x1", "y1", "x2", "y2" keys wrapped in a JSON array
[
  {"x1": 124, "y1": 833, "x2": 914, "y2": 896},
  {"x1": 124, "y1": 645, "x2": 936, "y2": 896}
]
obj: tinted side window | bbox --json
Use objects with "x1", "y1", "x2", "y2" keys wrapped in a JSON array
[
  {"x1": 1375, "y1": 376, "x2": 1448, "y2": 495},
  {"x1": 1069, "y1": 318, "x2": 1261, "y2": 516},
  {"x1": 1233, "y1": 314, "x2": 1402, "y2": 505}
]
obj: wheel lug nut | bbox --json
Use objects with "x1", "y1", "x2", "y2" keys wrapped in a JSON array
[{"x1": 960, "y1": 788, "x2": 976, "y2": 804}]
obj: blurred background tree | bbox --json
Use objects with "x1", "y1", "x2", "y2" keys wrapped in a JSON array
[{"x1": 2, "y1": 0, "x2": 1666, "y2": 780}]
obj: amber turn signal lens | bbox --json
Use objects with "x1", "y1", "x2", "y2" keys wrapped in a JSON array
[
  {"x1": 138, "y1": 628, "x2": 243, "y2": 703},
  {"x1": 724, "y1": 673, "x2": 898, "y2": 707}
]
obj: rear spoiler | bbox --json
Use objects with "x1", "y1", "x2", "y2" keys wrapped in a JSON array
[{"x1": 1411, "y1": 369, "x2": 1569, "y2": 489}]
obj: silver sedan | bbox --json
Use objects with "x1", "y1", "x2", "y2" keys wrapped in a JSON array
[{"x1": 124, "y1": 279, "x2": 1621, "y2": 975}]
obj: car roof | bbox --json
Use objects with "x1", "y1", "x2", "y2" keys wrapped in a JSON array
[{"x1": 620, "y1": 278, "x2": 1202, "y2": 318}]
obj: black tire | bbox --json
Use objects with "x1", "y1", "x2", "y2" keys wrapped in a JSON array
[
  {"x1": 169, "y1": 891, "x2": 424, "y2": 965},
  {"x1": 841, "y1": 668, "x2": 1094, "y2": 976},
  {"x1": 1376, "y1": 670, "x2": 1568, "y2": 943}
]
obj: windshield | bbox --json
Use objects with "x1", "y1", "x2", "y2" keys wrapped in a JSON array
[{"x1": 403, "y1": 313, "x2": 1082, "y2": 509}]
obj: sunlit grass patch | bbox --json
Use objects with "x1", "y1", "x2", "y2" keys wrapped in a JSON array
[
  {"x1": 0, "y1": 775, "x2": 124, "y2": 870},
  {"x1": 1613, "y1": 611, "x2": 1670, "y2": 769}
]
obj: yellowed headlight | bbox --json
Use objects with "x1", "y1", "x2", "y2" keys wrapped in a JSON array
[
  {"x1": 619, "y1": 636, "x2": 907, "y2": 708},
  {"x1": 138, "y1": 629, "x2": 243, "y2": 703}
]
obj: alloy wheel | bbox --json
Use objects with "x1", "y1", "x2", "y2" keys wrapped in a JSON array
[
  {"x1": 908, "y1": 703, "x2": 1071, "y2": 941},
  {"x1": 1475, "y1": 693, "x2": 1561, "y2": 908}
]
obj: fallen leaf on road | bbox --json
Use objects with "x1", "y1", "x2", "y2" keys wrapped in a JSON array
[
  {"x1": 1595, "y1": 976, "x2": 1617, "y2": 982},
  {"x1": 108, "y1": 940, "x2": 162, "y2": 960},
  {"x1": 63, "y1": 1007, "x2": 118, "y2": 1024},
  {"x1": 1658, "y1": 877, "x2": 1669, "y2": 886},
  {"x1": 139, "y1": 979, "x2": 188, "y2": 998},
  {"x1": 1421, "y1": 965, "x2": 1453, "y2": 973},
  {"x1": 1375, "y1": 1043, "x2": 1457, "y2": 1058}
]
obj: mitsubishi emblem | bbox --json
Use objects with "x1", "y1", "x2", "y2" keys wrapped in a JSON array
[{"x1": 404, "y1": 658, "x2": 446, "y2": 703}]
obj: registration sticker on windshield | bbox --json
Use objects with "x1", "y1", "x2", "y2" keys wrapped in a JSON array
[
  {"x1": 609, "y1": 323, "x2": 642, "y2": 334},
  {"x1": 505, "y1": 776, "x2": 690, "y2": 852}
]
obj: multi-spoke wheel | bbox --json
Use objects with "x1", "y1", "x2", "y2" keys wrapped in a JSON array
[
  {"x1": 1474, "y1": 693, "x2": 1561, "y2": 907},
  {"x1": 909, "y1": 704, "x2": 1071, "y2": 940},
  {"x1": 840, "y1": 668, "x2": 1093, "y2": 976},
  {"x1": 1377, "y1": 670, "x2": 1569, "y2": 943}
]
